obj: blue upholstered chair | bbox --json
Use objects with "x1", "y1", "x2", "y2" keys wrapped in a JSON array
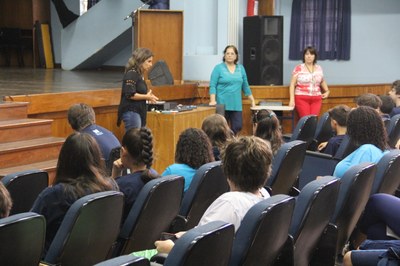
[
  {"x1": 113, "y1": 175, "x2": 184, "y2": 256},
  {"x1": 388, "y1": 114, "x2": 400, "y2": 148},
  {"x1": 0, "y1": 212, "x2": 45, "y2": 266},
  {"x1": 151, "y1": 221, "x2": 235, "y2": 266},
  {"x1": 1, "y1": 169, "x2": 48, "y2": 215},
  {"x1": 308, "y1": 112, "x2": 333, "y2": 151},
  {"x1": 43, "y1": 191, "x2": 124, "y2": 266},
  {"x1": 311, "y1": 163, "x2": 377, "y2": 265},
  {"x1": 371, "y1": 149, "x2": 400, "y2": 195},
  {"x1": 283, "y1": 115, "x2": 318, "y2": 147},
  {"x1": 170, "y1": 161, "x2": 229, "y2": 232},
  {"x1": 229, "y1": 195, "x2": 295, "y2": 266},
  {"x1": 265, "y1": 140, "x2": 307, "y2": 195}
]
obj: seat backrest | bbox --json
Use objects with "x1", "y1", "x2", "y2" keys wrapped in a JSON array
[
  {"x1": 179, "y1": 161, "x2": 230, "y2": 230},
  {"x1": 230, "y1": 195, "x2": 295, "y2": 266},
  {"x1": 94, "y1": 255, "x2": 150, "y2": 266},
  {"x1": 266, "y1": 140, "x2": 307, "y2": 195},
  {"x1": 0, "y1": 212, "x2": 45, "y2": 266},
  {"x1": 164, "y1": 221, "x2": 235, "y2": 266},
  {"x1": 116, "y1": 175, "x2": 184, "y2": 255},
  {"x1": 309, "y1": 112, "x2": 333, "y2": 151},
  {"x1": 330, "y1": 162, "x2": 377, "y2": 256},
  {"x1": 1, "y1": 169, "x2": 48, "y2": 215},
  {"x1": 289, "y1": 176, "x2": 340, "y2": 266},
  {"x1": 371, "y1": 149, "x2": 400, "y2": 195},
  {"x1": 44, "y1": 191, "x2": 124, "y2": 266},
  {"x1": 388, "y1": 114, "x2": 400, "y2": 148},
  {"x1": 290, "y1": 115, "x2": 318, "y2": 144},
  {"x1": 105, "y1": 146, "x2": 121, "y2": 176},
  {"x1": 298, "y1": 151, "x2": 340, "y2": 190},
  {"x1": 332, "y1": 134, "x2": 355, "y2": 159}
]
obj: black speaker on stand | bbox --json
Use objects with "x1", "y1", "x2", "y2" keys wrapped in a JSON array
[{"x1": 243, "y1": 16, "x2": 283, "y2": 85}]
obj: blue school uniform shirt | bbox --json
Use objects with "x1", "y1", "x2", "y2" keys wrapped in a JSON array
[
  {"x1": 209, "y1": 63, "x2": 252, "y2": 111},
  {"x1": 162, "y1": 163, "x2": 196, "y2": 191},
  {"x1": 333, "y1": 144, "x2": 386, "y2": 178}
]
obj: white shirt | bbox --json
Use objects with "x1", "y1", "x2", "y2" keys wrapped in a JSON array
[{"x1": 197, "y1": 188, "x2": 270, "y2": 232}]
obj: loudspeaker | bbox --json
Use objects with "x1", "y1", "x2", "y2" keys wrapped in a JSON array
[{"x1": 243, "y1": 16, "x2": 283, "y2": 85}]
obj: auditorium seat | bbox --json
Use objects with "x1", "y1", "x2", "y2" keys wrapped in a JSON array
[
  {"x1": 112, "y1": 175, "x2": 184, "y2": 256},
  {"x1": 169, "y1": 161, "x2": 229, "y2": 233},
  {"x1": 151, "y1": 221, "x2": 235, "y2": 266},
  {"x1": 283, "y1": 115, "x2": 318, "y2": 147},
  {"x1": 1, "y1": 169, "x2": 48, "y2": 215},
  {"x1": 229, "y1": 195, "x2": 295, "y2": 266},
  {"x1": 308, "y1": 112, "x2": 333, "y2": 151},
  {"x1": 43, "y1": 191, "x2": 124, "y2": 266},
  {"x1": 388, "y1": 114, "x2": 400, "y2": 148},
  {"x1": 298, "y1": 135, "x2": 354, "y2": 190},
  {"x1": 275, "y1": 176, "x2": 340, "y2": 266},
  {"x1": 311, "y1": 163, "x2": 377, "y2": 265},
  {"x1": 370, "y1": 149, "x2": 400, "y2": 195},
  {"x1": 265, "y1": 140, "x2": 307, "y2": 195},
  {"x1": 0, "y1": 212, "x2": 45, "y2": 266}
]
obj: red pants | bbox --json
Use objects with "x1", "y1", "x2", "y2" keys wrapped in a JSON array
[{"x1": 295, "y1": 95, "x2": 322, "y2": 118}]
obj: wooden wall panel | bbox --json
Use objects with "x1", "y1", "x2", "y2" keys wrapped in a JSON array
[
  {"x1": 135, "y1": 10, "x2": 183, "y2": 82},
  {"x1": 4, "y1": 83, "x2": 391, "y2": 142}
]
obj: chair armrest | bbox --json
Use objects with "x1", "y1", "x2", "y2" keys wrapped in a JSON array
[
  {"x1": 169, "y1": 215, "x2": 188, "y2": 233},
  {"x1": 310, "y1": 223, "x2": 338, "y2": 266},
  {"x1": 150, "y1": 253, "x2": 168, "y2": 264}
]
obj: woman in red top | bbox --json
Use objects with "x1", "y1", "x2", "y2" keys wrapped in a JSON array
[{"x1": 289, "y1": 46, "x2": 330, "y2": 118}]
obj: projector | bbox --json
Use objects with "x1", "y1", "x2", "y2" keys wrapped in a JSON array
[{"x1": 147, "y1": 101, "x2": 178, "y2": 111}]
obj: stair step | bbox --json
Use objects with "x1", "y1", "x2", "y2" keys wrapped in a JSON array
[
  {"x1": 0, "y1": 137, "x2": 64, "y2": 168},
  {"x1": 0, "y1": 159, "x2": 57, "y2": 185},
  {"x1": 0, "y1": 102, "x2": 28, "y2": 121},
  {"x1": 0, "y1": 119, "x2": 53, "y2": 143}
]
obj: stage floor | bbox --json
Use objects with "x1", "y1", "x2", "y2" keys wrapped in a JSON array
[{"x1": 0, "y1": 67, "x2": 123, "y2": 99}]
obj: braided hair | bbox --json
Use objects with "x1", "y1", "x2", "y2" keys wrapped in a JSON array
[{"x1": 122, "y1": 127, "x2": 159, "y2": 182}]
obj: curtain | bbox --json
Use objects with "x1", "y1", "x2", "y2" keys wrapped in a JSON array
[{"x1": 289, "y1": 0, "x2": 351, "y2": 60}]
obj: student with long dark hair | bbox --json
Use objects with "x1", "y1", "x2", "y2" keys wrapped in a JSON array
[{"x1": 31, "y1": 133, "x2": 116, "y2": 254}]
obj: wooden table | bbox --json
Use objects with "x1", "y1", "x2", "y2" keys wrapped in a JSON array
[{"x1": 147, "y1": 106, "x2": 215, "y2": 173}]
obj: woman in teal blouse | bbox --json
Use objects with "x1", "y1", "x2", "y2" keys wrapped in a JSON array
[{"x1": 209, "y1": 45, "x2": 255, "y2": 135}]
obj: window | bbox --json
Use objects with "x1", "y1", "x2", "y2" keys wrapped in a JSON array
[{"x1": 289, "y1": 0, "x2": 351, "y2": 60}]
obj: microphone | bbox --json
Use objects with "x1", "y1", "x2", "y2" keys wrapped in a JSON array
[{"x1": 123, "y1": 12, "x2": 134, "y2": 21}]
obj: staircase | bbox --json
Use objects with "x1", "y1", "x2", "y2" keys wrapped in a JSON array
[
  {"x1": 0, "y1": 102, "x2": 64, "y2": 184},
  {"x1": 61, "y1": 0, "x2": 143, "y2": 70}
]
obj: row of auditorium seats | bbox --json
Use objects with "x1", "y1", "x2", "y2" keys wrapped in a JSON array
[
  {"x1": 0, "y1": 161, "x2": 385, "y2": 265},
  {"x1": 283, "y1": 113, "x2": 400, "y2": 152}
]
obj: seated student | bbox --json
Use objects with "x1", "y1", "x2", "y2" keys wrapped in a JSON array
[
  {"x1": 318, "y1": 105, "x2": 350, "y2": 156},
  {"x1": 389, "y1": 80, "x2": 400, "y2": 117},
  {"x1": 31, "y1": 133, "x2": 117, "y2": 255},
  {"x1": 343, "y1": 194, "x2": 400, "y2": 266},
  {"x1": 379, "y1": 95, "x2": 395, "y2": 120},
  {"x1": 68, "y1": 103, "x2": 121, "y2": 165},
  {"x1": 201, "y1": 114, "x2": 234, "y2": 161},
  {"x1": 111, "y1": 127, "x2": 159, "y2": 221},
  {"x1": 252, "y1": 109, "x2": 283, "y2": 155},
  {"x1": 333, "y1": 106, "x2": 388, "y2": 178},
  {"x1": 0, "y1": 182, "x2": 12, "y2": 218},
  {"x1": 154, "y1": 136, "x2": 273, "y2": 254},
  {"x1": 355, "y1": 93, "x2": 382, "y2": 111},
  {"x1": 162, "y1": 128, "x2": 214, "y2": 191}
]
